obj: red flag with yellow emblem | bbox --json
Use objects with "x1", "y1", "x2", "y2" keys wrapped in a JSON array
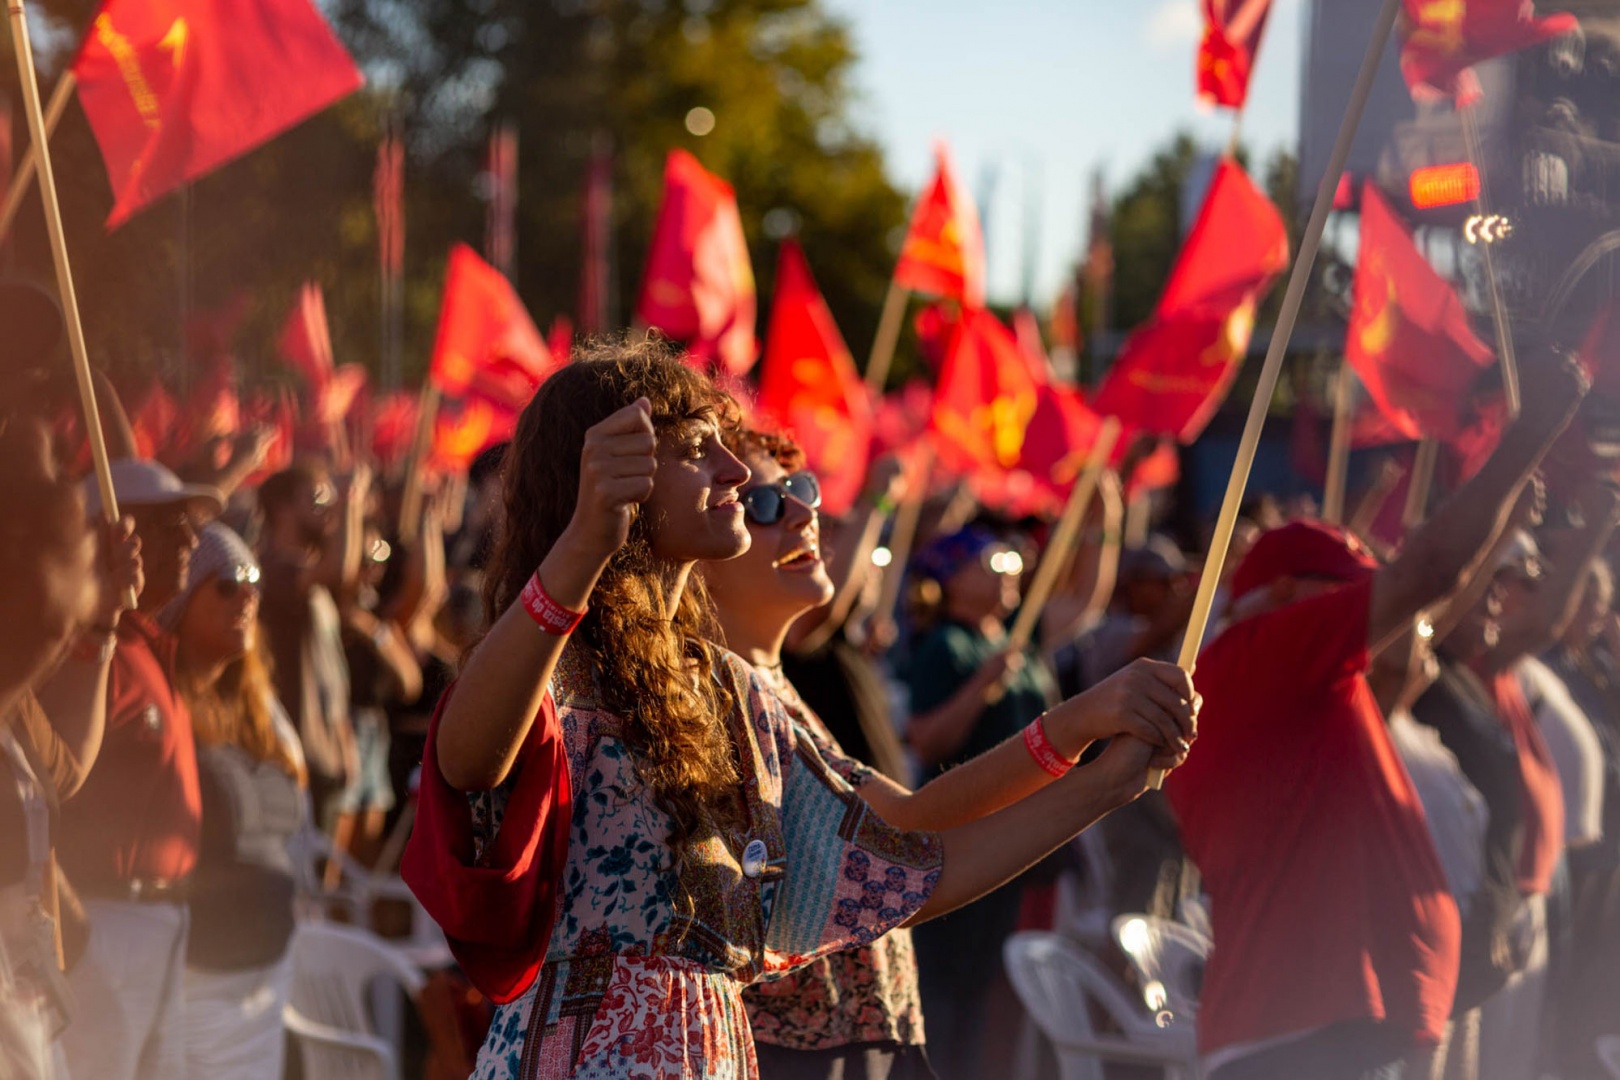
[
  {"x1": 1092, "y1": 158, "x2": 1287, "y2": 441},
  {"x1": 893, "y1": 144, "x2": 987, "y2": 308},
  {"x1": 756, "y1": 240, "x2": 873, "y2": 516},
  {"x1": 1197, "y1": 0, "x2": 1273, "y2": 110},
  {"x1": 71, "y1": 0, "x2": 363, "y2": 228},
  {"x1": 431, "y1": 398, "x2": 515, "y2": 473},
  {"x1": 428, "y1": 244, "x2": 558, "y2": 413},
  {"x1": 930, "y1": 307, "x2": 1042, "y2": 477},
  {"x1": 1400, "y1": 0, "x2": 1577, "y2": 104},
  {"x1": 636, "y1": 150, "x2": 758, "y2": 375},
  {"x1": 1346, "y1": 184, "x2": 1494, "y2": 440}
]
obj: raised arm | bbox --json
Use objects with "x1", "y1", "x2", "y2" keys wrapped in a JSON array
[
  {"x1": 435, "y1": 400, "x2": 656, "y2": 792},
  {"x1": 1370, "y1": 355, "x2": 1587, "y2": 656},
  {"x1": 865, "y1": 658, "x2": 1194, "y2": 831}
]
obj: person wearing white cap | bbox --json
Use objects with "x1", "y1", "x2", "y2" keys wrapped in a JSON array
[{"x1": 55, "y1": 458, "x2": 222, "y2": 1080}]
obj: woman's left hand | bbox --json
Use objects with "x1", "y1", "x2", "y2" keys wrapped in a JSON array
[{"x1": 1044, "y1": 658, "x2": 1197, "y2": 763}]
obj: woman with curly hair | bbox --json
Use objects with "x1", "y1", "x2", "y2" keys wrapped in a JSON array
[
  {"x1": 404, "y1": 341, "x2": 1190, "y2": 1079},
  {"x1": 702, "y1": 427, "x2": 1196, "y2": 1080},
  {"x1": 162, "y1": 523, "x2": 306, "y2": 1080}
]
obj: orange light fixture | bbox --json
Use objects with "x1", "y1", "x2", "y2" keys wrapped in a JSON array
[{"x1": 1409, "y1": 163, "x2": 1480, "y2": 209}]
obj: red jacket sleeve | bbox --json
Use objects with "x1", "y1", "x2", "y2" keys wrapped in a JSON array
[{"x1": 401, "y1": 682, "x2": 571, "y2": 1003}]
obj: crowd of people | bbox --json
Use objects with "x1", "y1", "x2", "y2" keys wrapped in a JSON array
[{"x1": 4, "y1": 271, "x2": 1620, "y2": 1080}]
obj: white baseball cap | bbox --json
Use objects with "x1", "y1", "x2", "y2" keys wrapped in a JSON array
[{"x1": 83, "y1": 458, "x2": 224, "y2": 521}]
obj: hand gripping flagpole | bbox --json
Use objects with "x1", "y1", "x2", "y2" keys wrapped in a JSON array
[
  {"x1": 1148, "y1": 0, "x2": 1403, "y2": 790},
  {"x1": 8, "y1": 0, "x2": 137, "y2": 612}
]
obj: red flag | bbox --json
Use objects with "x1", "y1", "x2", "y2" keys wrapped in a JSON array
[
  {"x1": 372, "y1": 391, "x2": 419, "y2": 470},
  {"x1": 757, "y1": 240, "x2": 873, "y2": 516},
  {"x1": 374, "y1": 133, "x2": 405, "y2": 279},
  {"x1": 579, "y1": 136, "x2": 614, "y2": 335},
  {"x1": 1400, "y1": 0, "x2": 1577, "y2": 104},
  {"x1": 1198, "y1": 0, "x2": 1274, "y2": 109},
  {"x1": 240, "y1": 387, "x2": 296, "y2": 487},
  {"x1": 1019, "y1": 383, "x2": 1102, "y2": 495},
  {"x1": 636, "y1": 150, "x2": 757, "y2": 375},
  {"x1": 485, "y1": 122, "x2": 518, "y2": 277},
  {"x1": 277, "y1": 282, "x2": 334, "y2": 388},
  {"x1": 1346, "y1": 184, "x2": 1494, "y2": 440},
  {"x1": 930, "y1": 307, "x2": 1042, "y2": 477},
  {"x1": 893, "y1": 143, "x2": 986, "y2": 308},
  {"x1": 1092, "y1": 159, "x2": 1287, "y2": 441},
  {"x1": 315, "y1": 365, "x2": 368, "y2": 426},
  {"x1": 429, "y1": 244, "x2": 558, "y2": 413},
  {"x1": 72, "y1": 0, "x2": 363, "y2": 228},
  {"x1": 431, "y1": 398, "x2": 515, "y2": 474},
  {"x1": 547, "y1": 314, "x2": 574, "y2": 366},
  {"x1": 129, "y1": 379, "x2": 180, "y2": 461},
  {"x1": 1012, "y1": 308, "x2": 1055, "y2": 386}
]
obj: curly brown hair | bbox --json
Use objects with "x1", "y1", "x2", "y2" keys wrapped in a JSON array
[
  {"x1": 481, "y1": 337, "x2": 745, "y2": 881},
  {"x1": 722, "y1": 423, "x2": 806, "y2": 474}
]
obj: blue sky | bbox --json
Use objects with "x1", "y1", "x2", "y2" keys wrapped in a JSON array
[{"x1": 821, "y1": 0, "x2": 1307, "y2": 307}]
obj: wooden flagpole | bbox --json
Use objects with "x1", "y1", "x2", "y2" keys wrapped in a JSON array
[
  {"x1": 1149, "y1": 0, "x2": 1404, "y2": 789},
  {"x1": 864, "y1": 279, "x2": 909, "y2": 395},
  {"x1": 872, "y1": 443, "x2": 934, "y2": 630},
  {"x1": 1402, "y1": 437, "x2": 1440, "y2": 529},
  {"x1": 0, "y1": 69, "x2": 72, "y2": 246},
  {"x1": 7, "y1": 3, "x2": 135, "y2": 610},
  {"x1": 1322, "y1": 361, "x2": 1356, "y2": 524},
  {"x1": 1460, "y1": 103, "x2": 1521, "y2": 420},
  {"x1": 398, "y1": 382, "x2": 441, "y2": 547}
]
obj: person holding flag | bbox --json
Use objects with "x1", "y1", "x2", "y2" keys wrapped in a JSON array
[{"x1": 698, "y1": 424, "x2": 1196, "y2": 1080}]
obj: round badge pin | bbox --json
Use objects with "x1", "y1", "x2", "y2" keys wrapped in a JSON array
[{"x1": 741, "y1": 838, "x2": 768, "y2": 879}]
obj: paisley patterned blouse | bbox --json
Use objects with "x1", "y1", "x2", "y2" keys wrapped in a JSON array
[
  {"x1": 467, "y1": 647, "x2": 943, "y2": 1079},
  {"x1": 742, "y1": 666, "x2": 929, "y2": 1052}
]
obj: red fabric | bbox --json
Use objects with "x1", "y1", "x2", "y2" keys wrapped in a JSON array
[
  {"x1": 430, "y1": 398, "x2": 516, "y2": 473},
  {"x1": 1401, "y1": 0, "x2": 1577, "y2": 105},
  {"x1": 57, "y1": 613, "x2": 201, "y2": 885},
  {"x1": 1229, "y1": 519, "x2": 1379, "y2": 600},
  {"x1": 1092, "y1": 158, "x2": 1288, "y2": 441},
  {"x1": 635, "y1": 150, "x2": 757, "y2": 376},
  {"x1": 72, "y1": 0, "x2": 363, "y2": 228},
  {"x1": 893, "y1": 143, "x2": 986, "y2": 308},
  {"x1": 372, "y1": 390, "x2": 420, "y2": 469},
  {"x1": 1018, "y1": 383, "x2": 1102, "y2": 497},
  {"x1": 401, "y1": 683, "x2": 572, "y2": 1005},
  {"x1": 1489, "y1": 672, "x2": 1565, "y2": 897},
  {"x1": 1165, "y1": 579, "x2": 1460, "y2": 1054},
  {"x1": 430, "y1": 244, "x2": 559, "y2": 413},
  {"x1": 929, "y1": 307, "x2": 1042, "y2": 477},
  {"x1": 277, "y1": 282, "x2": 334, "y2": 388},
  {"x1": 128, "y1": 379, "x2": 180, "y2": 462},
  {"x1": 1197, "y1": 0, "x2": 1274, "y2": 110},
  {"x1": 1347, "y1": 185, "x2": 1494, "y2": 441},
  {"x1": 757, "y1": 239, "x2": 873, "y2": 516}
]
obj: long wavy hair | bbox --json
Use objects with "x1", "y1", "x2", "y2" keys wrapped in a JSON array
[
  {"x1": 178, "y1": 622, "x2": 303, "y2": 784},
  {"x1": 480, "y1": 337, "x2": 744, "y2": 878}
]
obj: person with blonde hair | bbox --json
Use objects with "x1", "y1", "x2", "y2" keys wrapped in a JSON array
[{"x1": 162, "y1": 523, "x2": 305, "y2": 1080}]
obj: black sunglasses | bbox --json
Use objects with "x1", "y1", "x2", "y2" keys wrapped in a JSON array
[
  {"x1": 741, "y1": 470, "x2": 821, "y2": 526},
  {"x1": 211, "y1": 565, "x2": 261, "y2": 600}
]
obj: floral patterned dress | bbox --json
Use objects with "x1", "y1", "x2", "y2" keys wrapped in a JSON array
[
  {"x1": 742, "y1": 667, "x2": 928, "y2": 1054},
  {"x1": 468, "y1": 647, "x2": 943, "y2": 1080}
]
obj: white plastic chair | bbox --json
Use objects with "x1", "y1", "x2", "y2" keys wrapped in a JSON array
[
  {"x1": 284, "y1": 1003, "x2": 396, "y2": 1080},
  {"x1": 1003, "y1": 931, "x2": 1201, "y2": 1080},
  {"x1": 1112, "y1": 913, "x2": 1212, "y2": 1029},
  {"x1": 1597, "y1": 1035, "x2": 1620, "y2": 1080},
  {"x1": 286, "y1": 921, "x2": 427, "y2": 1080},
  {"x1": 289, "y1": 823, "x2": 453, "y2": 969}
]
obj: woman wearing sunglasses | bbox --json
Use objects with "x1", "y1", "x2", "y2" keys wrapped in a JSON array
[
  {"x1": 699, "y1": 428, "x2": 1198, "y2": 1080},
  {"x1": 161, "y1": 524, "x2": 306, "y2": 1080}
]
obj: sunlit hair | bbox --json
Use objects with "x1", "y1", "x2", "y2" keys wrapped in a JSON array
[
  {"x1": 722, "y1": 423, "x2": 806, "y2": 474},
  {"x1": 481, "y1": 336, "x2": 744, "y2": 884},
  {"x1": 177, "y1": 618, "x2": 303, "y2": 783}
]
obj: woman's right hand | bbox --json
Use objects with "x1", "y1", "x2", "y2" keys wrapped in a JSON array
[{"x1": 565, "y1": 398, "x2": 658, "y2": 561}]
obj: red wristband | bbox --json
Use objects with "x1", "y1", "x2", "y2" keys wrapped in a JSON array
[
  {"x1": 1023, "y1": 715, "x2": 1073, "y2": 778},
  {"x1": 519, "y1": 570, "x2": 587, "y2": 636}
]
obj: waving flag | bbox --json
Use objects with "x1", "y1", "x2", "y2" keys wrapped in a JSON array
[
  {"x1": 1198, "y1": 0, "x2": 1274, "y2": 110},
  {"x1": 1346, "y1": 184, "x2": 1494, "y2": 440},
  {"x1": 757, "y1": 240, "x2": 873, "y2": 515},
  {"x1": 893, "y1": 143, "x2": 987, "y2": 308},
  {"x1": 1400, "y1": 0, "x2": 1577, "y2": 104},
  {"x1": 72, "y1": 0, "x2": 363, "y2": 228},
  {"x1": 1092, "y1": 158, "x2": 1288, "y2": 441},
  {"x1": 930, "y1": 307, "x2": 1041, "y2": 476},
  {"x1": 429, "y1": 244, "x2": 558, "y2": 413},
  {"x1": 636, "y1": 150, "x2": 757, "y2": 375}
]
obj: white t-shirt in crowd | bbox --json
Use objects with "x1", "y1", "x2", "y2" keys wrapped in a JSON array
[
  {"x1": 1388, "y1": 708, "x2": 1488, "y2": 915},
  {"x1": 1518, "y1": 657, "x2": 1605, "y2": 848}
]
